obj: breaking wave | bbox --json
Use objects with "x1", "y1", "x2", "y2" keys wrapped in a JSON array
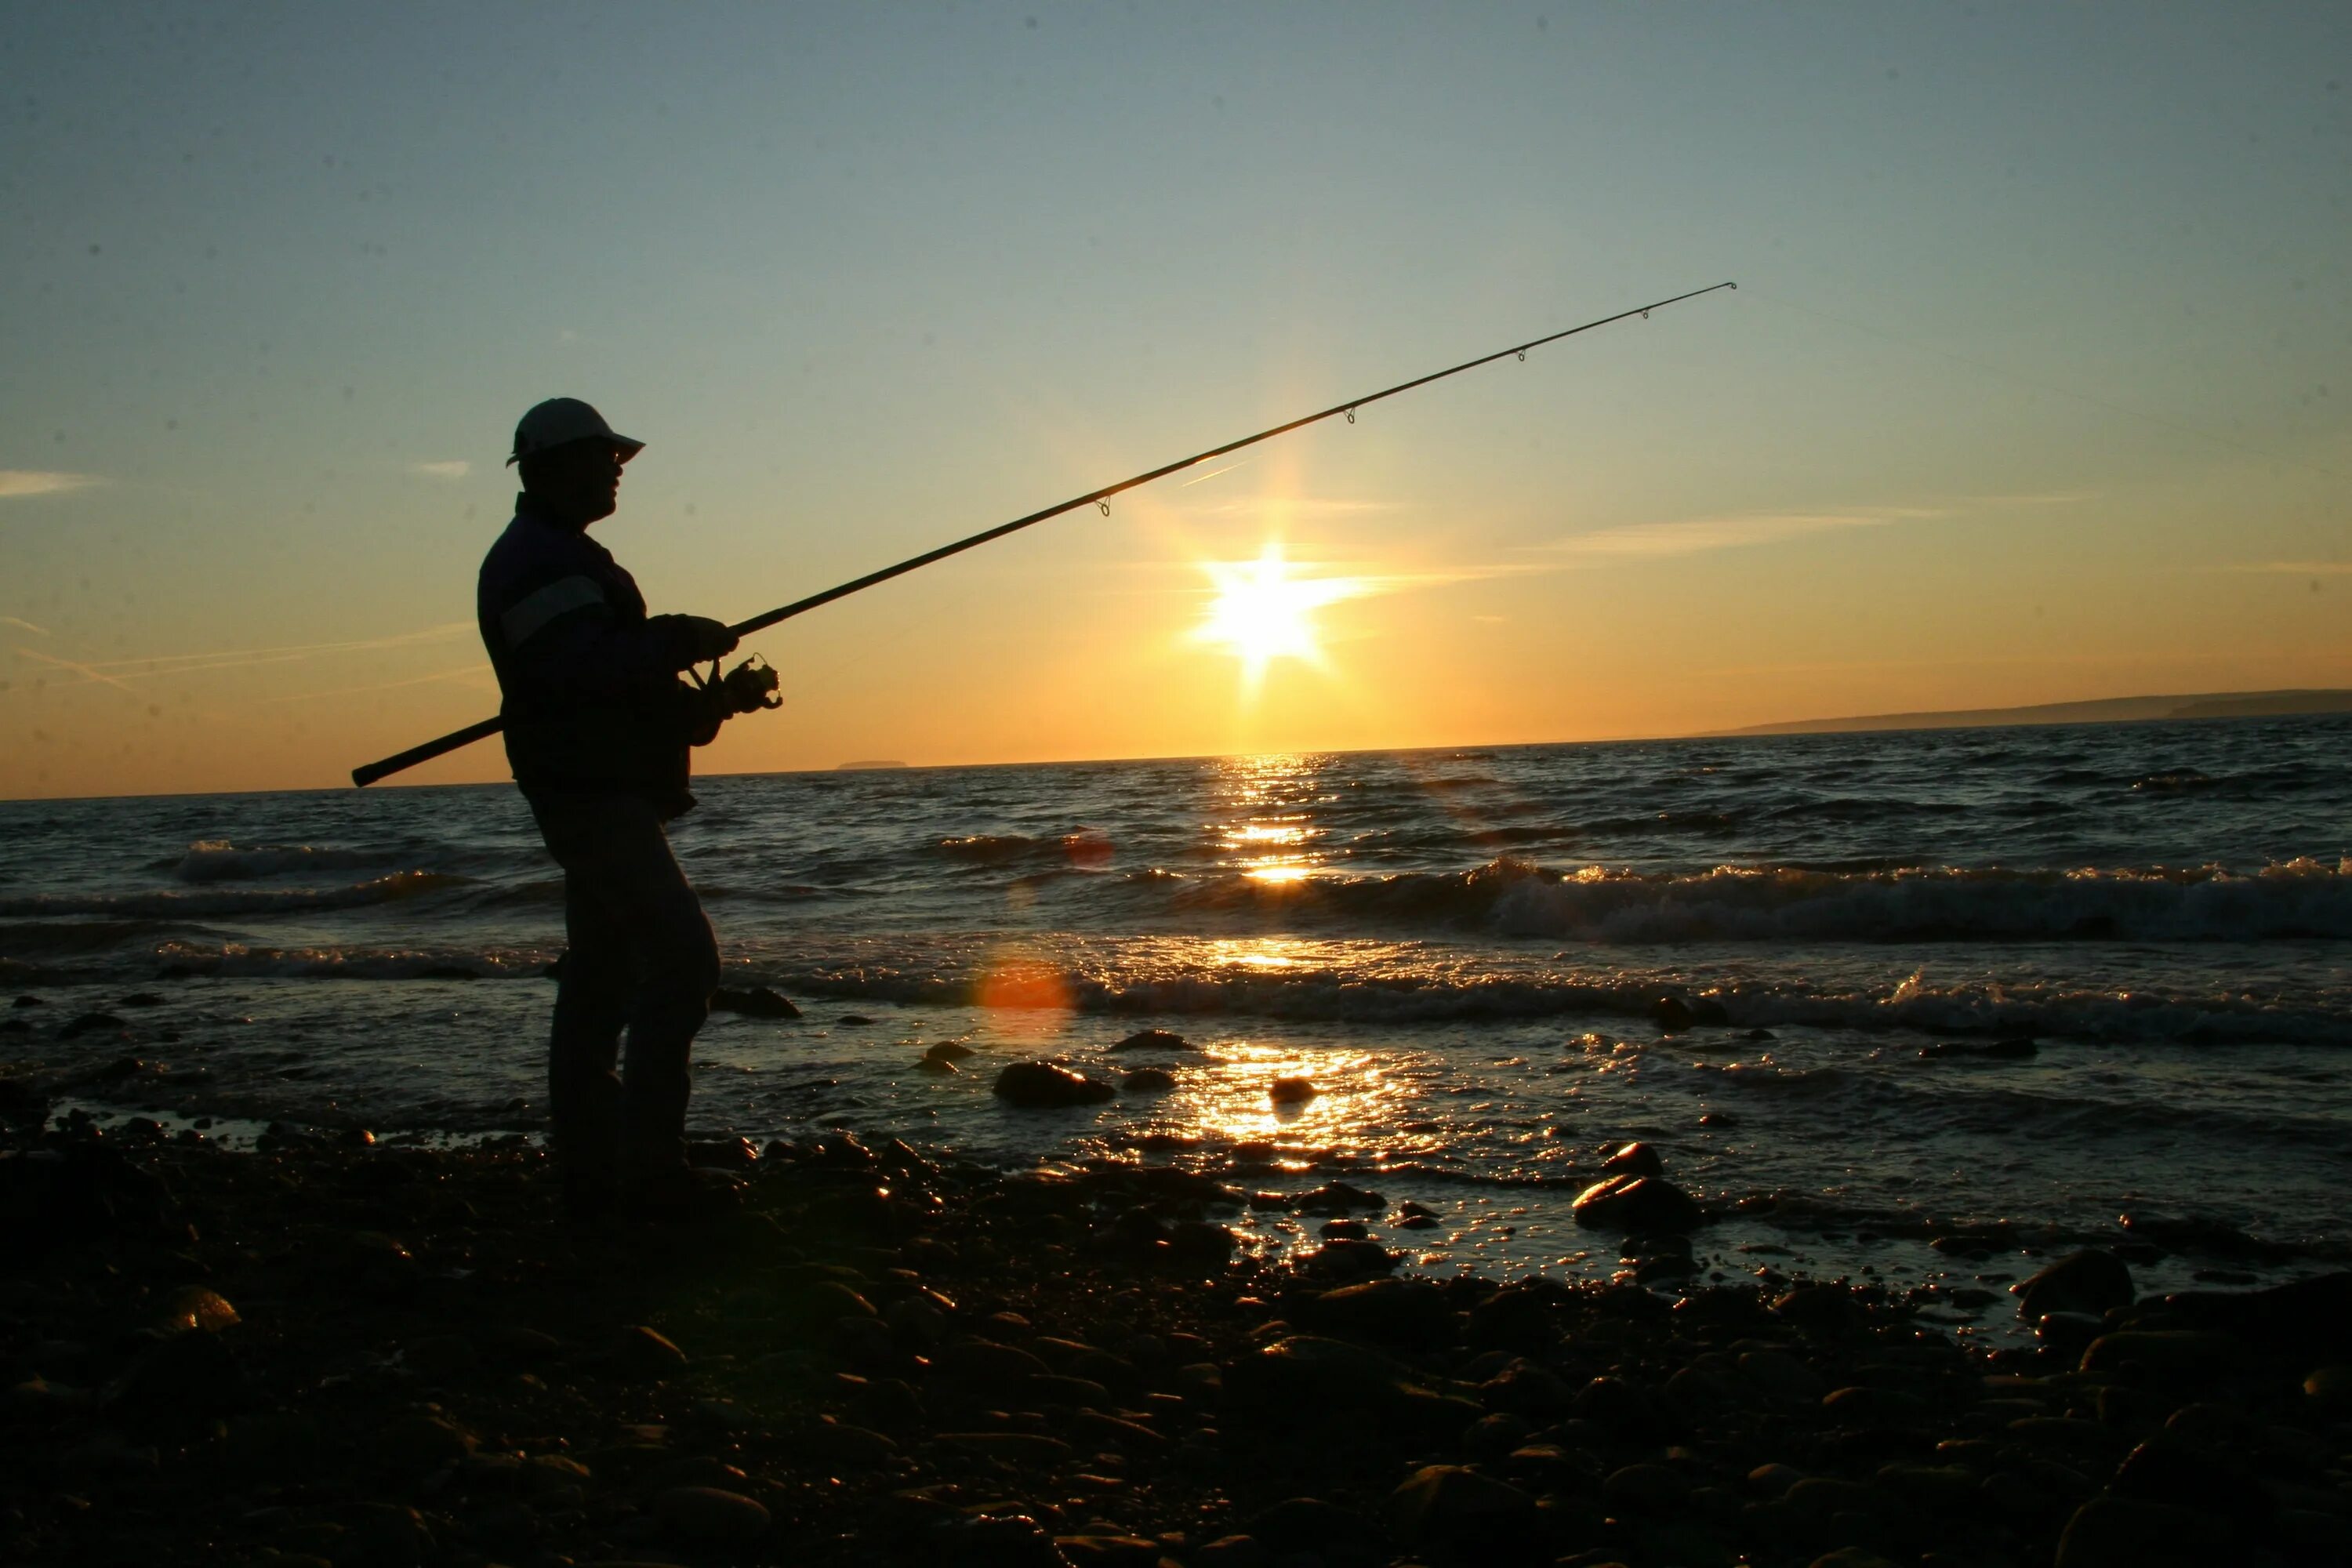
[
  {"x1": 1143, "y1": 857, "x2": 2352, "y2": 942},
  {"x1": 166, "y1": 840, "x2": 408, "y2": 883},
  {"x1": 0, "y1": 870, "x2": 470, "y2": 920}
]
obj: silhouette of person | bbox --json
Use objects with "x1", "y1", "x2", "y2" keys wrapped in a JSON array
[{"x1": 477, "y1": 397, "x2": 776, "y2": 1220}]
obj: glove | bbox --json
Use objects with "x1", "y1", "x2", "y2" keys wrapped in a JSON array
[{"x1": 652, "y1": 614, "x2": 739, "y2": 668}]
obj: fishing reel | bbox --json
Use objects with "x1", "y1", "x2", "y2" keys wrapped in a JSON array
[{"x1": 692, "y1": 652, "x2": 783, "y2": 716}]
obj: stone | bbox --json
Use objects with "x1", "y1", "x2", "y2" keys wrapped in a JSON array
[
  {"x1": 1192, "y1": 1536, "x2": 1273, "y2": 1568},
  {"x1": 1807, "y1": 1552, "x2": 1898, "y2": 1568},
  {"x1": 924, "y1": 1040, "x2": 977, "y2": 1061},
  {"x1": 1052, "y1": 1535, "x2": 1163, "y2": 1568},
  {"x1": 1600, "y1": 1462, "x2": 1690, "y2": 1513},
  {"x1": 1247, "y1": 1496, "x2": 1386, "y2": 1566},
  {"x1": 1290, "y1": 1180, "x2": 1385, "y2": 1214},
  {"x1": 1111, "y1": 1029, "x2": 1191, "y2": 1051},
  {"x1": 2078, "y1": 1330, "x2": 2248, "y2": 1378},
  {"x1": 710, "y1": 985, "x2": 800, "y2": 1018},
  {"x1": 1120, "y1": 1066, "x2": 1178, "y2": 1093},
  {"x1": 373, "y1": 1413, "x2": 474, "y2": 1474},
  {"x1": 1267, "y1": 1076, "x2": 1319, "y2": 1105},
  {"x1": 2304, "y1": 1363, "x2": 2352, "y2": 1413},
  {"x1": 654, "y1": 1485, "x2": 771, "y2": 1543},
  {"x1": 2052, "y1": 1495, "x2": 2233, "y2": 1566},
  {"x1": 611, "y1": 1324, "x2": 689, "y2": 1377},
  {"x1": 1388, "y1": 1463, "x2": 1538, "y2": 1544},
  {"x1": 1821, "y1": 1385, "x2": 1929, "y2": 1428},
  {"x1": 154, "y1": 1285, "x2": 240, "y2": 1337},
  {"x1": 1296, "y1": 1279, "x2": 1456, "y2": 1348},
  {"x1": 1302, "y1": 1237, "x2": 1396, "y2": 1279},
  {"x1": 1572, "y1": 1174, "x2": 1704, "y2": 1233},
  {"x1": 2013, "y1": 1249, "x2": 2133, "y2": 1321},
  {"x1": 1602, "y1": 1141, "x2": 1665, "y2": 1178},
  {"x1": 991, "y1": 1060, "x2": 1116, "y2": 1107},
  {"x1": 2107, "y1": 1435, "x2": 2272, "y2": 1526},
  {"x1": 936, "y1": 1431, "x2": 1074, "y2": 1465},
  {"x1": 1738, "y1": 1348, "x2": 1824, "y2": 1404}
]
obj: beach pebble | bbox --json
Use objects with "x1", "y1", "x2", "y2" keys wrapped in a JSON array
[
  {"x1": 1111, "y1": 1028, "x2": 1190, "y2": 1051},
  {"x1": 1247, "y1": 1496, "x2": 1387, "y2": 1563},
  {"x1": 1267, "y1": 1076, "x2": 1319, "y2": 1105},
  {"x1": 1290, "y1": 1180, "x2": 1385, "y2": 1214},
  {"x1": 1600, "y1": 1462, "x2": 1689, "y2": 1513},
  {"x1": 1191, "y1": 1536, "x2": 1273, "y2": 1568},
  {"x1": 655, "y1": 1485, "x2": 770, "y2": 1543},
  {"x1": 991, "y1": 1061, "x2": 1116, "y2": 1107},
  {"x1": 2052, "y1": 1495, "x2": 2234, "y2": 1567},
  {"x1": 2013, "y1": 1248, "x2": 2133, "y2": 1321},
  {"x1": 1602, "y1": 1141, "x2": 1665, "y2": 1178},
  {"x1": 372, "y1": 1413, "x2": 474, "y2": 1474},
  {"x1": 1571, "y1": 1174, "x2": 1704, "y2": 1234},
  {"x1": 1388, "y1": 1463, "x2": 1538, "y2": 1541},
  {"x1": 610, "y1": 1325, "x2": 688, "y2": 1377},
  {"x1": 710, "y1": 985, "x2": 800, "y2": 1018},
  {"x1": 1298, "y1": 1279, "x2": 1455, "y2": 1348}
]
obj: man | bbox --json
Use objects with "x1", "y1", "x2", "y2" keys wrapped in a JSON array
[{"x1": 477, "y1": 397, "x2": 778, "y2": 1219}]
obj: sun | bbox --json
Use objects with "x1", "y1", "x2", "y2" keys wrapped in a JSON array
[{"x1": 1194, "y1": 543, "x2": 1364, "y2": 688}]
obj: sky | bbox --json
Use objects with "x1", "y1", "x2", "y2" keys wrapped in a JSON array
[{"x1": 2, "y1": 2, "x2": 2347, "y2": 799}]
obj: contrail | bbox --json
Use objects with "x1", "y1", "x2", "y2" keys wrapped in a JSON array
[{"x1": 13, "y1": 646, "x2": 142, "y2": 696}]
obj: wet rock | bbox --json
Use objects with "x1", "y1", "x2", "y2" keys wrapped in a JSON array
[
  {"x1": 1167, "y1": 1218, "x2": 1238, "y2": 1266},
  {"x1": 924, "y1": 1040, "x2": 977, "y2": 1061},
  {"x1": 991, "y1": 1061, "x2": 1116, "y2": 1107},
  {"x1": 373, "y1": 1414, "x2": 475, "y2": 1475},
  {"x1": 154, "y1": 1285, "x2": 240, "y2": 1337},
  {"x1": 1602, "y1": 1141, "x2": 1665, "y2": 1178},
  {"x1": 1573, "y1": 1376, "x2": 1669, "y2": 1442},
  {"x1": 1572, "y1": 1174, "x2": 1704, "y2": 1234},
  {"x1": 1192, "y1": 1536, "x2": 1274, "y2": 1568},
  {"x1": 1120, "y1": 1066, "x2": 1178, "y2": 1093},
  {"x1": 0, "y1": 1076, "x2": 50, "y2": 1129},
  {"x1": 1772, "y1": 1283, "x2": 1864, "y2": 1330},
  {"x1": 937, "y1": 1430, "x2": 1073, "y2": 1465},
  {"x1": 1302, "y1": 1237, "x2": 1396, "y2": 1279},
  {"x1": 2078, "y1": 1330, "x2": 2249, "y2": 1378},
  {"x1": 1111, "y1": 1029, "x2": 1190, "y2": 1051},
  {"x1": 2107, "y1": 1434, "x2": 2272, "y2": 1526},
  {"x1": 1806, "y1": 1552, "x2": 1898, "y2": 1568},
  {"x1": 59, "y1": 1012, "x2": 128, "y2": 1040},
  {"x1": 934, "y1": 1512, "x2": 1065, "y2": 1568},
  {"x1": 1465, "y1": 1279, "x2": 1563, "y2": 1353},
  {"x1": 2052, "y1": 1495, "x2": 2233, "y2": 1566},
  {"x1": 1291, "y1": 1180, "x2": 1385, "y2": 1214},
  {"x1": 655, "y1": 1485, "x2": 771, "y2": 1543},
  {"x1": 1600, "y1": 1462, "x2": 1690, "y2": 1513},
  {"x1": 1247, "y1": 1496, "x2": 1386, "y2": 1567},
  {"x1": 1480, "y1": 1361, "x2": 1577, "y2": 1418},
  {"x1": 2013, "y1": 1248, "x2": 2134, "y2": 1321},
  {"x1": 1388, "y1": 1464, "x2": 1538, "y2": 1546},
  {"x1": 1822, "y1": 1385, "x2": 1929, "y2": 1428},
  {"x1": 1739, "y1": 1348, "x2": 1825, "y2": 1405},
  {"x1": 916, "y1": 1056, "x2": 959, "y2": 1074},
  {"x1": 710, "y1": 985, "x2": 800, "y2": 1018},
  {"x1": 1267, "y1": 1076, "x2": 1319, "y2": 1105},
  {"x1": 1053, "y1": 1534, "x2": 1163, "y2": 1568},
  {"x1": 610, "y1": 1324, "x2": 689, "y2": 1377},
  {"x1": 1318, "y1": 1217, "x2": 1367, "y2": 1240},
  {"x1": 1653, "y1": 996, "x2": 1697, "y2": 1032},
  {"x1": 1296, "y1": 1279, "x2": 1456, "y2": 1348}
]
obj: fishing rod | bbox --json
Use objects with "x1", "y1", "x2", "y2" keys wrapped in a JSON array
[{"x1": 351, "y1": 280, "x2": 1734, "y2": 787}]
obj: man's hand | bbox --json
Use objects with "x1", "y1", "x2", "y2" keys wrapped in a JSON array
[
  {"x1": 652, "y1": 614, "x2": 739, "y2": 668},
  {"x1": 685, "y1": 656, "x2": 780, "y2": 746}
]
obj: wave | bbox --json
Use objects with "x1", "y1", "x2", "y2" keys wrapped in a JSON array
[
  {"x1": 934, "y1": 831, "x2": 1112, "y2": 869},
  {"x1": 0, "y1": 870, "x2": 471, "y2": 920},
  {"x1": 1136, "y1": 856, "x2": 2352, "y2": 942},
  {"x1": 165, "y1": 840, "x2": 408, "y2": 884},
  {"x1": 149, "y1": 940, "x2": 555, "y2": 980},
  {"x1": 767, "y1": 960, "x2": 2348, "y2": 1044}
]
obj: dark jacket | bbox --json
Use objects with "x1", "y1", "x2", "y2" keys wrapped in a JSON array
[{"x1": 477, "y1": 497, "x2": 705, "y2": 817}]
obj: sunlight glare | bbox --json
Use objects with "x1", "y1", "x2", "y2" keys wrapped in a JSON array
[{"x1": 1194, "y1": 543, "x2": 1365, "y2": 688}]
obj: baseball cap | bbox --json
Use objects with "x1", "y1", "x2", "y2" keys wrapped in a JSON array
[{"x1": 506, "y1": 397, "x2": 646, "y2": 466}]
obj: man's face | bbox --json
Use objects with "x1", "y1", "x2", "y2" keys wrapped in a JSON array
[{"x1": 530, "y1": 439, "x2": 626, "y2": 524}]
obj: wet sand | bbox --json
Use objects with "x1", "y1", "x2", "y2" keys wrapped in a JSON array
[{"x1": 2, "y1": 1099, "x2": 2348, "y2": 1568}]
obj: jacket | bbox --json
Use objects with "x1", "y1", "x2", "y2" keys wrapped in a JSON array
[{"x1": 477, "y1": 497, "x2": 705, "y2": 817}]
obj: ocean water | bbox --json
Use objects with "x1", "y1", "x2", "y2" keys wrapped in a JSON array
[{"x1": 4, "y1": 716, "x2": 2348, "y2": 1339}]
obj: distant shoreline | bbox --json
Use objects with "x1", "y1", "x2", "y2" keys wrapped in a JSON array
[{"x1": 1719, "y1": 688, "x2": 2352, "y2": 738}]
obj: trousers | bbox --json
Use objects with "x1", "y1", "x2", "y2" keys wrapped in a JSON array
[{"x1": 528, "y1": 791, "x2": 720, "y2": 1186}]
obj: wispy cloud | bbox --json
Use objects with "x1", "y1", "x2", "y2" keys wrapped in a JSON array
[
  {"x1": 259, "y1": 665, "x2": 492, "y2": 702},
  {"x1": 2216, "y1": 561, "x2": 2352, "y2": 575},
  {"x1": 0, "y1": 470, "x2": 103, "y2": 500},
  {"x1": 1193, "y1": 495, "x2": 1405, "y2": 519},
  {"x1": 1, "y1": 616, "x2": 47, "y2": 636},
  {"x1": 409, "y1": 459, "x2": 471, "y2": 480},
  {"x1": 17, "y1": 622, "x2": 476, "y2": 688},
  {"x1": 1547, "y1": 506, "x2": 1945, "y2": 561},
  {"x1": 13, "y1": 647, "x2": 140, "y2": 695}
]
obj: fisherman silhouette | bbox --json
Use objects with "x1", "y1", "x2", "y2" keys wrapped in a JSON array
[{"x1": 477, "y1": 397, "x2": 779, "y2": 1220}]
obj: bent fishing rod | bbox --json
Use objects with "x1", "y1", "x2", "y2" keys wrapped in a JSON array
[{"x1": 351, "y1": 280, "x2": 1733, "y2": 787}]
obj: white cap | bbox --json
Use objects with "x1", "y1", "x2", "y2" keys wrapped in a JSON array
[{"x1": 506, "y1": 397, "x2": 645, "y2": 466}]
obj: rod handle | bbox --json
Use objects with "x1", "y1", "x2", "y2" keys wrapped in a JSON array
[{"x1": 351, "y1": 716, "x2": 505, "y2": 787}]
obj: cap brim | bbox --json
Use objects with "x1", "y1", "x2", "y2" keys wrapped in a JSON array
[{"x1": 612, "y1": 435, "x2": 645, "y2": 464}]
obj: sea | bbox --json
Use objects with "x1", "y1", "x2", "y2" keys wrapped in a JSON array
[{"x1": 4, "y1": 715, "x2": 2347, "y2": 1342}]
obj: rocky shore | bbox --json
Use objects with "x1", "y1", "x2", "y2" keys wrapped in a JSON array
[{"x1": 3, "y1": 1097, "x2": 2349, "y2": 1568}]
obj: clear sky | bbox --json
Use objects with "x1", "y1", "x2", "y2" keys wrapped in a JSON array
[{"x1": 3, "y1": 2, "x2": 2346, "y2": 799}]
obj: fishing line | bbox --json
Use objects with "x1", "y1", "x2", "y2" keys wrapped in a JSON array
[{"x1": 353, "y1": 281, "x2": 1736, "y2": 786}]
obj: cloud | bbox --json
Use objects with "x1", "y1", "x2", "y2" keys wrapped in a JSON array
[
  {"x1": 1547, "y1": 506, "x2": 1944, "y2": 561},
  {"x1": 1192, "y1": 495, "x2": 1406, "y2": 519},
  {"x1": 409, "y1": 459, "x2": 471, "y2": 480},
  {"x1": 2216, "y1": 561, "x2": 2352, "y2": 575},
  {"x1": 0, "y1": 470, "x2": 103, "y2": 499},
  {"x1": 20, "y1": 622, "x2": 476, "y2": 688},
  {"x1": 0, "y1": 616, "x2": 47, "y2": 636}
]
